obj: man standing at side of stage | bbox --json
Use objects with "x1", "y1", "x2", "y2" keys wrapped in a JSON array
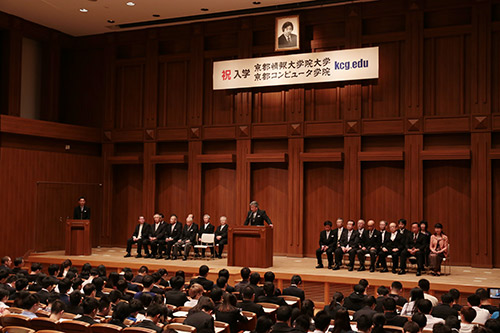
[
  {"x1": 73, "y1": 196, "x2": 91, "y2": 220},
  {"x1": 243, "y1": 201, "x2": 273, "y2": 228}
]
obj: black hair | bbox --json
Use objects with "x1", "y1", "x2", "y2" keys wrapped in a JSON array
[
  {"x1": 97, "y1": 264, "x2": 106, "y2": 277},
  {"x1": 210, "y1": 287, "x2": 223, "y2": 303},
  {"x1": 218, "y1": 269, "x2": 229, "y2": 279},
  {"x1": 199, "y1": 265, "x2": 209, "y2": 277},
  {"x1": 365, "y1": 296, "x2": 376, "y2": 307},
  {"x1": 242, "y1": 286, "x2": 255, "y2": 299},
  {"x1": 109, "y1": 290, "x2": 123, "y2": 303},
  {"x1": 124, "y1": 271, "x2": 134, "y2": 282},
  {"x1": 291, "y1": 275, "x2": 302, "y2": 285},
  {"x1": 48, "y1": 264, "x2": 59, "y2": 276},
  {"x1": 83, "y1": 283, "x2": 96, "y2": 296},
  {"x1": 293, "y1": 315, "x2": 310, "y2": 332},
  {"x1": 138, "y1": 265, "x2": 149, "y2": 274},
  {"x1": 93, "y1": 277, "x2": 104, "y2": 291},
  {"x1": 416, "y1": 299, "x2": 433, "y2": 314},
  {"x1": 324, "y1": 220, "x2": 333, "y2": 227},
  {"x1": 116, "y1": 279, "x2": 128, "y2": 293},
  {"x1": 58, "y1": 278, "x2": 72, "y2": 294},
  {"x1": 332, "y1": 309, "x2": 352, "y2": 333},
  {"x1": 281, "y1": 21, "x2": 293, "y2": 31},
  {"x1": 467, "y1": 294, "x2": 481, "y2": 307},
  {"x1": 460, "y1": 306, "x2": 477, "y2": 323},
  {"x1": 484, "y1": 319, "x2": 500, "y2": 333},
  {"x1": 357, "y1": 314, "x2": 374, "y2": 332},
  {"x1": 240, "y1": 267, "x2": 251, "y2": 280},
  {"x1": 51, "y1": 300, "x2": 66, "y2": 314},
  {"x1": 383, "y1": 297, "x2": 397, "y2": 311},
  {"x1": 409, "y1": 288, "x2": 425, "y2": 302},
  {"x1": 476, "y1": 288, "x2": 489, "y2": 301},
  {"x1": 314, "y1": 310, "x2": 331, "y2": 332},
  {"x1": 69, "y1": 291, "x2": 82, "y2": 306},
  {"x1": 377, "y1": 286, "x2": 390, "y2": 296},
  {"x1": 129, "y1": 299, "x2": 144, "y2": 314},
  {"x1": 250, "y1": 272, "x2": 261, "y2": 285},
  {"x1": 112, "y1": 302, "x2": 131, "y2": 322},
  {"x1": 398, "y1": 219, "x2": 407, "y2": 226},
  {"x1": 263, "y1": 281, "x2": 275, "y2": 296},
  {"x1": 30, "y1": 262, "x2": 42, "y2": 272},
  {"x1": 276, "y1": 305, "x2": 293, "y2": 322},
  {"x1": 441, "y1": 293, "x2": 453, "y2": 304},
  {"x1": 216, "y1": 277, "x2": 227, "y2": 289},
  {"x1": 372, "y1": 313, "x2": 386, "y2": 333},
  {"x1": 418, "y1": 279, "x2": 431, "y2": 292},
  {"x1": 146, "y1": 303, "x2": 164, "y2": 318},
  {"x1": 14, "y1": 257, "x2": 23, "y2": 267},
  {"x1": 170, "y1": 276, "x2": 184, "y2": 290},
  {"x1": 0, "y1": 288, "x2": 9, "y2": 301},
  {"x1": 175, "y1": 270, "x2": 185, "y2": 278},
  {"x1": 264, "y1": 271, "x2": 275, "y2": 282},
  {"x1": 403, "y1": 321, "x2": 420, "y2": 333},
  {"x1": 255, "y1": 315, "x2": 273, "y2": 333},
  {"x1": 354, "y1": 284, "x2": 365, "y2": 294},
  {"x1": 142, "y1": 275, "x2": 154, "y2": 288},
  {"x1": 15, "y1": 278, "x2": 28, "y2": 291},
  {"x1": 411, "y1": 312, "x2": 427, "y2": 328},
  {"x1": 449, "y1": 288, "x2": 460, "y2": 302},
  {"x1": 445, "y1": 316, "x2": 461, "y2": 330},
  {"x1": 432, "y1": 323, "x2": 451, "y2": 333},
  {"x1": 81, "y1": 297, "x2": 99, "y2": 315},
  {"x1": 359, "y1": 279, "x2": 369, "y2": 289},
  {"x1": 98, "y1": 295, "x2": 111, "y2": 312},
  {"x1": 391, "y1": 281, "x2": 403, "y2": 291},
  {"x1": 139, "y1": 293, "x2": 153, "y2": 308}
]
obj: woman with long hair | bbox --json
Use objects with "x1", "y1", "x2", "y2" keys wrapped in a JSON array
[
  {"x1": 331, "y1": 309, "x2": 355, "y2": 333},
  {"x1": 215, "y1": 293, "x2": 248, "y2": 333},
  {"x1": 184, "y1": 296, "x2": 216, "y2": 333},
  {"x1": 429, "y1": 223, "x2": 449, "y2": 276},
  {"x1": 400, "y1": 288, "x2": 424, "y2": 316}
]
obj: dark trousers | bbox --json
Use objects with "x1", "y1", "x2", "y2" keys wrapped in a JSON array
[
  {"x1": 357, "y1": 248, "x2": 378, "y2": 267},
  {"x1": 378, "y1": 249, "x2": 401, "y2": 270},
  {"x1": 216, "y1": 239, "x2": 227, "y2": 256},
  {"x1": 316, "y1": 247, "x2": 334, "y2": 265},
  {"x1": 172, "y1": 240, "x2": 194, "y2": 257},
  {"x1": 335, "y1": 247, "x2": 357, "y2": 267},
  {"x1": 149, "y1": 239, "x2": 161, "y2": 256},
  {"x1": 126, "y1": 238, "x2": 148, "y2": 255},
  {"x1": 400, "y1": 249, "x2": 424, "y2": 271},
  {"x1": 159, "y1": 239, "x2": 175, "y2": 257}
]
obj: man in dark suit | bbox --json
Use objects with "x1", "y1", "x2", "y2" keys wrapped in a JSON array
[
  {"x1": 399, "y1": 222, "x2": 427, "y2": 276},
  {"x1": 125, "y1": 216, "x2": 152, "y2": 258},
  {"x1": 383, "y1": 297, "x2": 408, "y2": 327},
  {"x1": 144, "y1": 213, "x2": 166, "y2": 258},
  {"x1": 332, "y1": 218, "x2": 347, "y2": 252},
  {"x1": 333, "y1": 220, "x2": 359, "y2": 271},
  {"x1": 75, "y1": 297, "x2": 100, "y2": 325},
  {"x1": 353, "y1": 296, "x2": 377, "y2": 321},
  {"x1": 165, "y1": 276, "x2": 188, "y2": 307},
  {"x1": 190, "y1": 265, "x2": 214, "y2": 291},
  {"x1": 271, "y1": 305, "x2": 293, "y2": 333},
  {"x1": 196, "y1": 214, "x2": 215, "y2": 257},
  {"x1": 378, "y1": 222, "x2": 404, "y2": 273},
  {"x1": 357, "y1": 220, "x2": 381, "y2": 272},
  {"x1": 184, "y1": 298, "x2": 216, "y2": 333},
  {"x1": 283, "y1": 275, "x2": 305, "y2": 302},
  {"x1": 73, "y1": 196, "x2": 91, "y2": 220},
  {"x1": 237, "y1": 286, "x2": 265, "y2": 317},
  {"x1": 134, "y1": 303, "x2": 165, "y2": 333},
  {"x1": 257, "y1": 282, "x2": 287, "y2": 306},
  {"x1": 431, "y1": 293, "x2": 459, "y2": 320},
  {"x1": 316, "y1": 220, "x2": 336, "y2": 269},
  {"x1": 398, "y1": 219, "x2": 411, "y2": 246},
  {"x1": 172, "y1": 214, "x2": 199, "y2": 260},
  {"x1": 243, "y1": 201, "x2": 273, "y2": 227},
  {"x1": 158, "y1": 214, "x2": 183, "y2": 260},
  {"x1": 36, "y1": 276, "x2": 57, "y2": 305},
  {"x1": 277, "y1": 21, "x2": 298, "y2": 49},
  {"x1": 0, "y1": 257, "x2": 12, "y2": 274},
  {"x1": 215, "y1": 216, "x2": 228, "y2": 259}
]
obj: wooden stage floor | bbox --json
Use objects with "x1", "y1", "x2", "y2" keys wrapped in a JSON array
[{"x1": 27, "y1": 247, "x2": 500, "y2": 294}]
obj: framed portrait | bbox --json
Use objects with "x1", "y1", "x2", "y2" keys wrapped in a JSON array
[{"x1": 275, "y1": 15, "x2": 300, "y2": 51}]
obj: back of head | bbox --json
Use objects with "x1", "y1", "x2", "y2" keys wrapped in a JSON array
[
  {"x1": 142, "y1": 275, "x2": 154, "y2": 288},
  {"x1": 113, "y1": 302, "x2": 131, "y2": 321},
  {"x1": 218, "y1": 269, "x2": 230, "y2": 280},
  {"x1": 82, "y1": 296, "x2": 99, "y2": 315},
  {"x1": 109, "y1": 290, "x2": 122, "y2": 303},
  {"x1": 410, "y1": 288, "x2": 425, "y2": 302},
  {"x1": 333, "y1": 291, "x2": 344, "y2": 304},
  {"x1": 138, "y1": 265, "x2": 149, "y2": 274},
  {"x1": 242, "y1": 286, "x2": 255, "y2": 300},
  {"x1": 484, "y1": 319, "x2": 500, "y2": 333},
  {"x1": 210, "y1": 287, "x2": 223, "y2": 303},
  {"x1": 255, "y1": 315, "x2": 273, "y2": 333},
  {"x1": 263, "y1": 281, "x2": 275, "y2": 296},
  {"x1": 432, "y1": 323, "x2": 451, "y2": 333},
  {"x1": 170, "y1": 275, "x2": 184, "y2": 290},
  {"x1": 467, "y1": 294, "x2": 481, "y2": 307},
  {"x1": 449, "y1": 288, "x2": 460, "y2": 302},
  {"x1": 334, "y1": 309, "x2": 351, "y2": 333},
  {"x1": 372, "y1": 313, "x2": 387, "y2": 333},
  {"x1": 291, "y1": 275, "x2": 302, "y2": 285},
  {"x1": 58, "y1": 278, "x2": 72, "y2": 294},
  {"x1": 354, "y1": 284, "x2": 365, "y2": 294},
  {"x1": 293, "y1": 315, "x2": 310, "y2": 332},
  {"x1": 357, "y1": 314, "x2": 373, "y2": 332},
  {"x1": 301, "y1": 299, "x2": 315, "y2": 317},
  {"x1": 441, "y1": 293, "x2": 453, "y2": 305},
  {"x1": 146, "y1": 303, "x2": 163, "y2": 318},
  {"x1": 365, "y1": 296, "x2": 376, "y2": 308},
  {"x1": 240, "y1": 267, "x2": 251, "y2": 280},
  {"x1": 314, "y1": 310, "x2": 331, "y2": 332},
  {"x1": 51, "y1": 300, "x2": 66, "y2": 314},
  {"x1": 276, "y1": 305, "x2": 293, "y2": 322},
  {"x1": 460, "y1": 306, "x2": 477, "y2": 324},
  {"x1": 418, "y1": 279, "x2": 430, "y2": 292},
  {"x1": 391, "y1": 281, "x2": 403, "y2": 292},
  {"x1": 472, "y1": 327, "x2": 494, "y2": 333},
  {"x1": 250, "y1": 272, "x2": 261, "y2": 285},
  {"x1": 383, "y1": 297, "x2": 397, "y2": 311},
  {"x1": 377, "y1": 286, "x2": 390, "y2": 296},
  {"x1": 69, "y1": 290, "x2": 82, "y2": 306},
  {"x1": 416, "y1": 299, "x2": 433, "y2": 315},
  {"x1": 22, "y1": 294, "x2": 39, "y2": 310},
  {"x1": 83, "y1": 283, "x2": 96, "y2": 296},
  {"x1": 264, "y1": 271, "x2": 275, "y2": 282},
  {"x1": 189, "y1": 283, "x2": 204, "y2": 299},
  {"x1": 475, "y1": 288, "x2": 489, "y2": 301},
  {"x1": 190, "y1": 296, "x2": 215, "y2": 314},
  {"x1": 359, "y1": 279, "x2": 369, "y2": 289},
  {"x1": 219, "y1": 293, "x2": 238, "y2": 312},
  {"x1": 199, "y1": 265, "x2": 209, "y2": 277},
  {"x1": 216, "y1": 277, "x2": 227, "y2": 289},
  {"x1": 404, "y1": 321, "x2": 420, "y2": 333},
  {"x1": 411, "y1": 312, "x2": 427, "y2": 329},
  {"x1": 15, "y1": 278, "x2": 28, "y2": 291},
  {"x1": 445, "y1": 316, "x2": 461, "y2": 330}
]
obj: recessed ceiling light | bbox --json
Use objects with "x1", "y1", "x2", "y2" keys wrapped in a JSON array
[
  {"x1": 79, "y1": 8, "x2": 89, "y2": 13},
  {"x1": 253, "y1": 1, "x2": 261, "y2": 4},
  {"x1": 200, "y1": 8, "x2": 209, "y2": 11},
  {"x1": 126, "y1": 1, "x2": 135, "y2": 6},
  {"x1": 107, "y1": 19, "x2": 115, "y2": 23},
  {"x1": 152, "y1": 14, "x2": 160, "y2": 17}
]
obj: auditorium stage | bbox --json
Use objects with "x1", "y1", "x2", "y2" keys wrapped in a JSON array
[{"x1": 26, "y1": 247, "x2": 500, "y2": 306}]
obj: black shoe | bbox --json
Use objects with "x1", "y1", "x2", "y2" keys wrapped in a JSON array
[
  {"x1": 164, "y1": 256, "x2": 170, "y2": 260},
  {"x1": 183, "y1": 256, "x2": 187, "y2": 261},
  {"x1": 172, "y1": 256, "x2": 177, "y2": 260},
  {"x1": 358, "y1": 266, "x2": 366, "y2": 272},
  {"x1": 348, "y1": 266, "x2": 354, "y2": 271},
  {"x1": 217, "y1": 255, "x2": 222, "y2": 259},
  {"x1": 124, "y1": 253, "x2": 131, "y2": 258},
  {"x1": 369, "y1": 266, "x2": 375, "y2": 272},
  {"x1": 316, "y1": 264, "x2": 324, "y2": 269},
  {"x1": 135, "y1": 254, "x2": 142, "y2": 258},
  {"x1": 145, "y1": 254, "x2": 152, "y2": 258},
  {"x1": 194, "y1": 254, "x2": 201, "y2": 258},
  {"x1": 398, "y1": 270, "x2": 407, "y2": 275},
  {"x1": 380, "y1": 268, "x2": 388, "y2": 273},
  {"x1": 327, "y1": 265, "x2": 333, "y2": 269},
  {"x1": 392, "y1": 269, "x2": 397, "y2": 274},
  {"x1": 416, "y1": 270, "x2": 421, "y2": 276},
  {"x1": 156, "y1": 255, "x2": 163, "y2": 260},
  {"x1": 332, "y1": 265, "x2": 340, "y2": 270}
]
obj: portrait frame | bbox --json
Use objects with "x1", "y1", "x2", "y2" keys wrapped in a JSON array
[{"x1": 275, "y1": 15, "x2": 300, "y2": 52}]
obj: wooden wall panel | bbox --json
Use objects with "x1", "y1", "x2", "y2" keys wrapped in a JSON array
[
  {"x1": 110, "y1": 164, "x2": 143, "y2": 245},
  {"x1": 115, "y1": 64, "x2": 145, "y2": 128},
  {"x1": 493, "y1": 31, "x2": 500, "y2": 114},
  {"x1": 423, "y1": 161, "x2": 471, "y2": 266},
  {"x1": 251, "y1": 163, "x2": 288, "y2": 255},
  {"x1": 158, "y1": 61, "x2": 188, "y2": 127},
  {"x1": 303, "y1": 162, "x2": 343, "y2": 257},
  {"x1": 203, "y1": 58, "x2": 235, "y2": 126},
  {"x1": 202, "y1": 164, "x2": 236, "y2": 226},
  {"x1": 361, "y1": 161, "x2": 405, "y2": 222},
  {"x1": 492, "y1": 160, "x2": 500, "y2": 268},
  {"x1": 253, "y1": 90, "x2": 286, "y2": 123},
  {"x1": 305, "y1": 86, "x2": 342, "y2": 121},
  {"x1": 155, "y1": 164, "x2": 189, "y2": 220}
]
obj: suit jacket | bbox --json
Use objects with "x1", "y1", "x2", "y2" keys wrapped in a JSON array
[
  {"x1": 199, "y1": 223, "x2": 215, "y2": 239},
  {"x1": 248, "y1": 284, "x2": 264, "y2": 299},
  {"x1": 150, "y1": 222, "x2": 167, "y2": 240},
  {"x1": 134, "y1": 319, "x2": 163, "y2": 333},
  {"x1": 388, "y1": 293, "x2": 408, "y2": 307},
  {"x1": 256, "y1": 295, "x2": 287, "y2": 306},
  {"x1": 353, "y1": 306, "x2": 377, "y2": 321},
  {"x1": 271, "y1": 322, "x2": 292, "y2": 333},
  {"x1": 73, "y1": 205, "x2": 91, "y2": 219},
  {"x1": 277, "y1": 34, "x2": 298, "y2": 48},
  {"x1": 333, "y1": 227, "x2": 348, "y2": 248},
  {"x1": 181, "y1": 223, "x2": 199, "y2": 242},
  {"x1": 244, "y1": 210, "x2": 272, "y2": 226},
  {"x1": 165, "y1": 289, "x2": 188, "y2": 307},
  {"x1": 190, "y1": 276, "x2": 214, "y2": 291},
  {"x1": 215, "y1": 308, "x2": 248, "y2": 333},
  {"x1": 165, "y1": 221, "x2": 183, "y2": 241},
  {"x1": 405, "y1": 232, "x2": 427, "y2": 251},
  {"x1": 215, "y1": 225, "x2": 228, "y2": 241},
  {"x1": 184, "y1": 311, "x2": 215, "y2": 333},
  {"x1": 131, "y1": 223, "x2": 152, "y2": 240},
  {"x1": 318, "y1": 230, "x2": 336, "y2": 248},
  {"x1": 282, "y1": 285, "x2": 305, "y2": 302},
  {"x1": 431, "y1": 304, "x2": 459, "y2": 320},
  {"x1": 75, "y1": 315, "x2": 98, "y2": 325},
  {"x1": 399, "y1": 229, "x2": 412, "y2": 245},
  {"x1": 339, "y1": 230, "x2": 360, "y2": 248},
  {"x1": 361, "y1": 229, "x2": 382, "y2": 250},
  {"x1": 237, "y1": 300, "x2": 265, "y2": 317},
  {"x1": 36, "y1": 289, "x2": 53, "y2": 305},
  {"x1": 384, "y1": 311, "x2": 408, "y2": 327},
  {"x1": 382, "y1": 232, "x2": 404, "y2": 252}
]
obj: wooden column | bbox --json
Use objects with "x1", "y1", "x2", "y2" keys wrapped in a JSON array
[
  {"x1": 188, "y1": 141, "x2": 202, "y2": 219},
  {"x1": 236, "y1": 139, "x2": 251, "y2": 225},
  {"x1": 101, "y1": 143, "x2": 114, "y2": 246},
  {"x1": 143, "y1": 142, "x2": 156, "y2": 221},
  {"x1": 288, "y1": 137, "x2": 304, "y2": 256},
  {"x1": 404, "y1": 134, "x2": 423, "y2": 222},
  {"x1": 344, "y1": 136, "x2": 361, "y2": 220}
]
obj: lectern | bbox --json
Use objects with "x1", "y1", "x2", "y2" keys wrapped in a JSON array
[
  {"x1": 65, "y1": 219, "x2": 91, "y2": 255},
  {"x1": 228, "y1": 226, "x2": 273, "y2": 268}
]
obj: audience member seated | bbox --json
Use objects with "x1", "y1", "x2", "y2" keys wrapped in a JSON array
[
  {"x1": 467, "y1": 294, "x2": 491, "y2": 325},
  {"x1": 388, "y1": 281, "x2": 408, "y2": 307},
  {"x1": 324, "y1": 291, "x2": 345, "y2": 319},
  {"x1": 237, "y1": 286, "x2": 265, "y2": 317},
  {"x1": 404, "y1": 320, "x2": 421, "y2": 333},
  {"x1": 374, "y1": 286, "x2": 390, "y2": 312},
  {"x1": 96, "y1": 296, "x2": 111, "y2": 320},
  {"x1": 20, "y1": 294, "x2": 40, "y2": 318},
  {"x1": 476, "y1": 288, "x2": 500, "y2": 314},
  {"x1": 28, "y1": 262, "x2": 43, "y2": 283},
  {"x1": 257, "y1": 282, "x2": 287, "y2": 306},
  {"x1": 292, "y1": 314, "x2": 311, "y2": 333},
  {"x1": 66, "y1": 290, "x2": 84, "y2": 314},
  {"x1": 272, "y1": 305, "x2": 293, "y2": 333},
  {"x1": 132, "y1": 265, "x2": 149, "y2": 283},
  {"x1": 484, "y1": 319, "x2": 500, "y2": 333},
  {"x1": 216, "y1": 293, "x2": 248, "y2": 333},
  {"x1": 417, "y1": 299, "x2": 445, "y2": 330},
  {"x1": 0, "y1": 288, "x2": 10, "y2": 315},
  {"x1": 433, "y1": 323, "x2": 452, "y2": 333},
  {"x1": 235, "y1": 267, "x2": 251, "y2": 293},
  {"x1": 12, "y1": 257, "x2": 28, "y2": 276},
  {"x1": 134, "y1": 303, "x2": 166, "y2": 333},
  {"x1": 372, "y1": 313, "x2": 387, "y2": 333},
  {"x1": 429, "y1": 223, "x2": 449, "y2": 276},
  {"x1": 418, "y1": 279, "x2": 438, "y2": 307},
  {"x1": 218, "y1": 269, "x2": 235, "y2": 293},
  {"x1": 249, "y1": 272, "x2": 264, "y2": 299},
  {"x1": 431, "y1": 293, "x2": 459, "y2": 320},
  {"x1": 460, "y1": 306, "x2": 478, "y2": 333},
  {"x1": 185, "y1": 283, "x2": 204, "y2": 307},
  {"x1": 49, "y1": 300, "x2": 66, "y2": 322},
  {"x1": 166, "y1": 275, "x2": 188, "y2": 306},
  {"x1": 353, "y1": 296, "x2": 377, "y2": 321},
  {"x1": 109, "y1": 302, "x2": 131, "y2": 328},
  {"x1": 210, "y1": 287, "x2": 224, "y2": 307},
  {"x1": 332, "y1": 308, "x2": 356, "y2": 333},
  {"x1": 264, "y1": 271, "x2": 281, "y2": 296},
  {"x1": 383, "y1": 297, "x2": 408, "y2": 327},
  {"x1": 184, "y1": 296, "x2": 216, "y2": 333},
  {"x1": 314, "y1": 310, "x2": 332, "y2": 333},
  {"x1": 445, "y1": 315, "x2": 461, "y2": 333},
  {"x1": 75, "y1": 296, "x2": 100, "y2": 324},
  {"x1": 411, "y1": 312, "x2": 427, "y2": 333},
  {"x1": 253, "y1": 315, "x2": 274, "y2": 333},
  {"x1": 134, "y1": 275, "x2": 156, "y2": 299},
  {"x1": 449, "y1": 288, "x2": 463, "y2": 312},
  {"x1": 401, "y1": 288, "x2": 425, "y2": 316},
  {"x1": 190, "y1": 265, "x2": 214, "y2": 291},
  {"x1": 283, "y1": 275, "x2": 305, "y2": 301},
  {"x1": 357, "y1": 314, "x2": 374, "y2": 333},
  {"x1": 344, "y1": 284, "x2": 367, "y2": 311}
]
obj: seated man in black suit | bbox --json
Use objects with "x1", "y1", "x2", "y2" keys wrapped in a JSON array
[
  {"x1": 431, "y1": 293, "x2": 459, "y2": 320},
  {"x1": 73, "y1": 196, "x2": 91, "y2": 220},
  {"x1": 125, "y1": 216, "x2": 152, "y2": 258},
  {"x1": 28, "y1": 262, "x2": 42, "y2": 283},
  {"x1": 215, "y1": 216, "x2": 228, "y2": 259},
  {"x1": 134, "y1": 303, "x2": 166, "y2": 333},
  {"x1": 399, "y1": 222, "x2": 426, "y2": 276},
  {"x1": 244, "y1": 201, "x2": 273, "y2": 228},
  {"x1": 12, "y1": 257, "x2": 28, "y2": 276},
  {"x1": 271, "y1": 305, "x2": 293, "y2": 333},
  {"x1": 316, "y1": 220, "x2": 336, "y2": 269},
  {"x1": 248, "y1": 272, "x2": 264, "y2": 299},
  {"x1": 144, "y1": 213, "x2": 166, "y2": 258},
  {"x1": 190, "y1": 265, "x2": 214, "y2": 291},
  {"x1": 333, "y1": 220, "x2": 359, "y2": 271},
  {"x1": 172, "y1": 214, "x2": 199, "y2": 260},
  {"x1": 237, "y1": 286, "x2": 265, "y2": 317},
  {"x1": 283, "y1": 275, "x2": 305, "y2": 301},
  {"x1": 357, "y1": 219, "x2": 381, "y2": 272},
  {"x1": 383, "y1": 297, "x2": 408, "y2": 327},
  {"x1": 159, "y1": 214, "x2": 183, "y2": 260},
  {"x1": 75, "y1": 297, "x2": 100, "y2": 325},
  {"x1": 353, "y1": 296, "x2": 377, "y2": 321},
  {"x1": 378, "y1": 222, "x2": 404, "y2": 273},
  {"x1": 257, "y1": 282, "x2": 287, "y2": 306},
  {"x1": 36, "y1": 276, "x2": 57, "y2": 305},
  {"x1": 197, "y1": 214, "x2": 215, "y2": 258},
  {"x1": 165, "y1": 276, "x2": 188, "y2": 307},
  {"x1": 0, "y1": 256, "x2": 12, "y2": 274}
]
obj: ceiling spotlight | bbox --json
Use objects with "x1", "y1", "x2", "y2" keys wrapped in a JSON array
[
  {"x1": 126, "y1": 1, "x2": 135, "y2": 6},
  {"x1": 79, "y1": 8, "x2": 89, "y2": 12},
  {"x1": 107, "y1": 19, "x2": 115, "y2": 23},
  {"x1": 152, "y1": 14, "x2": 160, "y2": 17},
  {"x1": 253, "y1": 1, "x2": 261, "y2": 4},
  {"x1": 200, "y1": 8, "x2": 209, "y2": 11}
]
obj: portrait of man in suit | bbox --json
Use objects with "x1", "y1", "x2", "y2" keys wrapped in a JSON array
[{"x1": 275, "y1": 15, "x2": 300, "y2": 51}]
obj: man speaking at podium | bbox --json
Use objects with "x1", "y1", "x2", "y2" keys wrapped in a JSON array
[
  {"x1": 243, "y1": 201, "x2": 273, "y2": 228},
  {"x1": 73, "y1": 196, "x2": 91, "y2": 220}
]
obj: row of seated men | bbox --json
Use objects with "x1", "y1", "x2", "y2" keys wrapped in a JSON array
[
  {"x1": 0, "y1": 257, "x2": 499, "y2": 333},
  {"x1": 316, "y1": 218, "x2": 449, "y2": 276},
  {"x1": 125, "y1": 213, "x2": 228, "y2": 260}
]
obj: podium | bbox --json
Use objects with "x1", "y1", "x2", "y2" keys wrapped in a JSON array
[
  {"x1": 65, "y1": 219, "x2": 91, "y2": 256},
  {"x1": 228, "y1": 226, "x2": 273, "y2": 268}
]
